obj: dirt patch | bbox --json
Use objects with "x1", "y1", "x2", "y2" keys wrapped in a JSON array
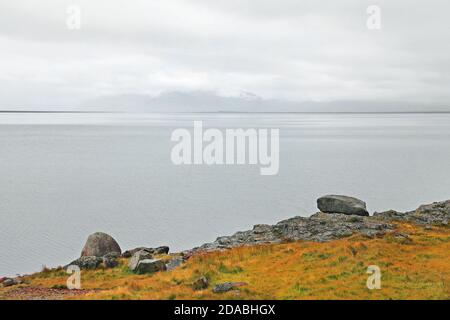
[{"x1": 0, "y1": 286, "x2": 95, "y2": 300}]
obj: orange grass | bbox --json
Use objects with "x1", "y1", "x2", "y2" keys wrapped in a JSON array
[{"x1": 1, "y1": 223, "x2": 449, "y2": 300}]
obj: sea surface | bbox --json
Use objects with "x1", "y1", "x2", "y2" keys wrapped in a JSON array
[{"x1": 1, "y1": 112, "x2": 450, "y2": 276}]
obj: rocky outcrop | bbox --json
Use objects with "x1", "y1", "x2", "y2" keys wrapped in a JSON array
[
  {"x1": 66, "y1": 235, "x2": 171, "y2": 272},
  {"x1": 133, "y1": 259, "x2": 166, "y2": 274},
  {"x1": 189, "y1": 198, "x2": 449, "y2": 253},
  {"x1": 317, "y1": 195, "x2": 369, "y2": 216},
  {"x1": 374, "y1": 200, "x2": 450, "y2": 226},
  {"x1": 53, "y1": 197, "x2": 449, "y2": 277},
  {"x1": 191, "y1": 212, "x2": 393, "y2": 252},
  {"x1": 81, "y1": 232, "x2": 121, "y2": 257}
]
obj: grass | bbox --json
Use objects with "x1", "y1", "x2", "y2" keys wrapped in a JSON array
[{"x1": 1, "y1": 222, "x2": 449, "y2": 300}]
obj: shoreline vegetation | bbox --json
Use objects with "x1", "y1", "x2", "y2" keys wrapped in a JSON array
[{"x1": 1, "y1": 195, "x2": 449, "y2": 300}]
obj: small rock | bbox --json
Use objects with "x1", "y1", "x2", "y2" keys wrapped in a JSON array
[
  {"x1": 153, "y1": 246, "x2": 170, "y2": 255},
  {"x1": 192, "y1": 276, "x2": 209, "y2": 291},
  {"x1": 213, "y1": 282, "x2": 248, "y2": 293},
  {"x1": 122, "y1": 246, "x2": 169, "y2": 258},
  {"x1": 122, "y1": 248, "x2": 144, "y2": 258},
  {"x1": 181, "y1": 250, "x2": 195, "y2": 260},
  {"x1": 317, "y1": 195, "x2": 369, "y2": 216},
  {"x1": 81, "y1": 232, "x2": 121, "y2": 257},
  {"x1": 348, "y1": 246, "x2": 358, "y2": 256},
  {"x1": 134, "y1": 259, "x2": 166, "y2": 274},
  {"x1": 166, "y1": 257, "x2": 184, "y2": 271},
  {"x1": 2, "y1": 278, "x2": 19, "y2": 287},
  {"x1": 392, "y1": 231, "x2": 413, "y2": 244},
  {"x1": 128, "y1": 250, "x2": 153, "y2": 271}
]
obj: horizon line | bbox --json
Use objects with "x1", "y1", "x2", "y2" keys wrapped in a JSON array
[{"x1": 1, "y1": 110, "x2": 450, "y2": 115}]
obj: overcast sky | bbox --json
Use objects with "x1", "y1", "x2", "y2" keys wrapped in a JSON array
[{"x1": 0, "y1": 0, "x2": 449, "y2": 109}]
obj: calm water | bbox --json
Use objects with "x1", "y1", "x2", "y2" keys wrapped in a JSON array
[{"x1": 1, "y1": 113, "x2": 450, "y2": 276}]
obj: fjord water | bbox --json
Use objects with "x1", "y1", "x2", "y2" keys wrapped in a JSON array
[{"x1": 1, "y1": 112, "x2": 450, "y2": 276}]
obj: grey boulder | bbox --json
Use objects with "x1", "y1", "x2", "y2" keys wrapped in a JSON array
[
  {"x1": 213, "y1": 282, "x2": 248, "y2": 293},
  {"x1": 81, "y1": 232, "x2": 121, "y2": 257},
  {"x1": 122, "y1": 246, "x2": 169, "y2": 258},
  {"x1": 128, "y1": 250, "x2": 153, "y2": 271},
  {"x1": 166, "y1": 256, "x2": 184, "y2": 271},
  {"x1": 134, "y1": 259, "x2": 166, "y2": 274},
  {"x1": 1, "y1": 278, "x2": 20, "y2": 287},
  {"x1": 317, "y1": 195, "x2": 369, "y2": 216}
]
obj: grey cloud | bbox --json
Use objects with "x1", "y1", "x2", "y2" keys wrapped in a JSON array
[{"x1": 0, "y1": 0, "x2": 449, "y2": 109}]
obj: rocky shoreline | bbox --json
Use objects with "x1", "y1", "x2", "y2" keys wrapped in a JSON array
[
  {"x1": 1, "y1": 195, "x2": 449, "y2": 289},
  {"x1": 188, "y1": 196, "x2": 449, "y2": 253}
]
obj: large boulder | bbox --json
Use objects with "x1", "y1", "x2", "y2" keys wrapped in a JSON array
[
  {"x1": 134, "y1": 259, "x2": 166, "y2": 274},
  {"x1": 81, "y1": 232, "x2": 121, "y2": 257},
  {"x1": 128, "y1": 250, "x2": 153, "y2": 271},
  {"x1": 317, "y1": 195, "x2": 369, "y2": 216}
]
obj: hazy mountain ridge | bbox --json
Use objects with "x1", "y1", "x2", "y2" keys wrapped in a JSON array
[{"x1": 80, "y1": 91, "x2": 450, "y2": 113}]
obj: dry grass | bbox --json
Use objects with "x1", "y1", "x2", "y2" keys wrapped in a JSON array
[{"x1": 1, "y1": 223, "x2": 449, "y2": 300}]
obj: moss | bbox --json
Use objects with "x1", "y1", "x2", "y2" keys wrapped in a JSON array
[{"x1": 218, "y1": 263, "x2": 244, "y2": 274}]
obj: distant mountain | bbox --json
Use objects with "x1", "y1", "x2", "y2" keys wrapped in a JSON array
[{"x1": 80, "y1": 91, "x2": 449, "y2": 113}]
